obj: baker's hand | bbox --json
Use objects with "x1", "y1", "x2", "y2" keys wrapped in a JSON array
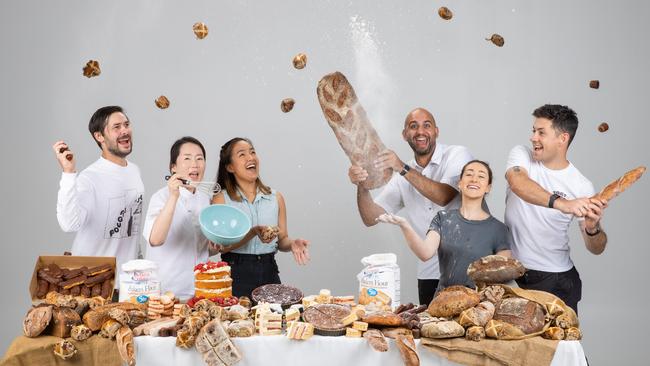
[
  {"x1": 374, "y1": 150, "x2": 403, "y2": 172},
  {"x1": 52, "y1": 140, "x2": 76, "y2": 173},
  {"x1": 348, "y1": 165, "x2": 368, "y2": 185},
  {"x1": 376, "y1": 213, "x2": 409, "y2": 228},
  {"x1": 555, "y1": 197, "x2": 593, "y2": 217},
  {"x1": 585, "y1": 198, "x2": 608, "y2": 231},
  {"x1": 209, "y1": 242, "x2": 224, "y2": 254},
  {"x1": 290, "y1": 238, "x2": 310, "y2": 265},
  {"x1": 167, "y1": 173, "x2": 186, "y2": 198}
]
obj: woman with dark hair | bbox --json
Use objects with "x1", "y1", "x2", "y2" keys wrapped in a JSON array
[
  {"x1": 143, "y1": 136, "x2": 216, "y2": 300},
  {"x1": 211, "y1": 137, "x2": 310, "y2": 298},
  {"x1": 378, "y1": 160, "x2": 512, "y2": 294}
]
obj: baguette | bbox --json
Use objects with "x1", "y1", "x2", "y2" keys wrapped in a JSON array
[{"x1": 593, "y1": 166, "x2": 646, "y2": 202}]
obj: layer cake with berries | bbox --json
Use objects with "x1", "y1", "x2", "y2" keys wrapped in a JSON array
[{"x1": 194, "y1": 261, "x2": 233, "y2": 299}]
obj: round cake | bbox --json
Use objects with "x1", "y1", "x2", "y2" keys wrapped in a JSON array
[
  {"x1": 251, "y1": 284, "x2": 303, "y2": 307},
  {"x1": 302, "y1": 303, "x2": 351, "y2": 336},
  {"x1": 194, "y1": 261, "x2": 233, "y2": 299}
]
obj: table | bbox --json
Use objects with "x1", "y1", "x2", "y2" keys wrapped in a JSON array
[{"x1": 135, "y1": 335, "x2": 587, "y2": 366}]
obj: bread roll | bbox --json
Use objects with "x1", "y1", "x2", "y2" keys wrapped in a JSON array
[
  {"x1": 465, "y1": 326, "x2": 486, "y2": 342},
  {"x1": 542, "y1": 326, "x2": 565, "y2": 340},
  {"x1": 427, "y1": 286, "x2": 480, "y2": 317},
  {"x1": 458, "y1": 301, "x2": 495, "y2": 328},
  {"x1": 484, "y1": 319, "x2": 525, "y2": 339},
  {"x1": 565, "y1": 327, "x2": 582, "y2": 341},
  {"x1": 317, "y1": 71, "x2": 392, "y2": 190},
  {"x1": 421, "y1": 320, "x2": 465, "y2": 339}
]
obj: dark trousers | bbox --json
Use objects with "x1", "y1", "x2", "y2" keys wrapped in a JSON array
[
  {"x1": 516, "y1": 266, "x2": 582, "y2": 314},
  {"x1": 221, "y1": 252, "x2": 281, "y2": 299},
  {"x1": 418, "y1": 279, "x2": 440, "y2": 306}
]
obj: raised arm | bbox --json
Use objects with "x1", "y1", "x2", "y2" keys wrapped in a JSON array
[
  {"x1": 377, "y1": 214, "x2": 441, "y2": 261},
  {"x1": 53, "y1": 141, "x2": 91, "y2": 232},
  {"x1": 146, "y1": 175, "x2": 186, "y2": 246},
  {"x1": 348, "y1": 166, "x2": 387, "y2": 226}
]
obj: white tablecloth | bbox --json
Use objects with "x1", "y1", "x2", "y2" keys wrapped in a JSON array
[{"x1": 134, "y1": 335, "x2": 587, "y2": 366}]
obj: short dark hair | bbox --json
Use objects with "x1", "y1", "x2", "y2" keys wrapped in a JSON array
[
  {"x1": 169, "y1": 136, "x2": 206, "y2": 173},
  {"x1": 216, "y1": 137, "x2": 271, "y2": 201},
  {"x1": 460, "y1": 159, "x2": 493, "y2": 184},
  {"x1": 88, "y1": 106, "x2": 126, "y2": 149},
  {"x1": 532, "y1": 104, "x2": 579, "y2": 146}
]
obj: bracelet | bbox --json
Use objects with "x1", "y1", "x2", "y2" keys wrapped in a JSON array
[
  {"x1": 585, "y1": 226, "x2": 601, "y2": 236},
  {"x1": 399, "y1": 164, "x2": 411, "y2": 176},
  {"x1": 548, "y1": 194, "x2": 561, "y2": 208}
]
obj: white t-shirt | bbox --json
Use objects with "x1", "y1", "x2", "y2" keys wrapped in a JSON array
[
  {"x1": 143, "y1": 186, "x2": 210, "y2": 301},
  {"x1": 375, "y1": 144, "x2": 474, "y2": 279},
  {"x1": 504, "y1": 145, "x2": 595, "y2": 272},
  {"x1": 57, "y1": 158, "x2": 144, "y2": 273}
]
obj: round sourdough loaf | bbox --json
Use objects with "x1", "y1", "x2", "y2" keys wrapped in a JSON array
[
  {"x1": 492, "y1": 297, "x2": 546, "y2": 334},
  {"x1": 427, "y1": 286, "x2": 480, "y2": 318},
  {"x1": 467, "y1": 255, "x2": 525, "y2": 284}
]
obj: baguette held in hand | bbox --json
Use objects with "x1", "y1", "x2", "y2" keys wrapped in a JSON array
[
  {"x1": 317, "y1": 71, "x2": 392, "y2": 190},
  {"x1": 593, "y1": 166, "x2": 645, "y2": 202}
]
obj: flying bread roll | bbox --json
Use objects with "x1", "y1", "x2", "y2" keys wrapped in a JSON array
[
  {"x1": 593, "y1": 166, "x2": 645, "y2": 202},
  {"x1": 317, "y1": 71, "x2": 392, "y2": 190}
]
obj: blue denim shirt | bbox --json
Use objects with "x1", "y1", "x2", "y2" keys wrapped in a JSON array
[{"x1": 224, "y1": 188, "x2": 278, "y2": 255}]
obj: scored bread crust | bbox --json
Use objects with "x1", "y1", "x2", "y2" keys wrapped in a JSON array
[
  {"x1": 317, "y1": 71, "x2": 392, "y2": 190},
  {"x1": 594, "y1": 166, "x2": 645, "y2": 201}
]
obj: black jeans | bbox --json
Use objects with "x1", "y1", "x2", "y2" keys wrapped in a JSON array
[
  {"x1": 418, "y1": 279, "x2": 439, "y2": 306},
  {"x1": 516, "y1": 266, "x2": 582, "y2": 314},
  {"x1": 221, "y1": 252, "x2": 281, "y2": 299}
]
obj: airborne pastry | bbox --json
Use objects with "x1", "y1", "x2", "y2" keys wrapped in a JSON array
[
  {"x1": 486, "y1": 34, "x2": 505, "y2": 47},
  {"x1": 438, "y1": 7, "x2": 453, "y2": 20},
  {"x1": 83, "y1": 60, "x2": 101, "y2": 78},
  {"x1": 193, "y1": 22, "x2": 209, "y2": 39},
  {"x1": 155, "y1": 95, "x2": 170, "y2": 109},
  {"x1": 292, "y1": 53, "x2": 307, "y2": 69}
]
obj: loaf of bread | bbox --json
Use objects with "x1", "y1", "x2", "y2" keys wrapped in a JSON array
[
  {"x1": 363, "y1": 329, "x2": 388, "y2": 352},
  {"x1": 465, "y1": 326, "x2": 486, "y2": 342},
  {"x1": 485, "y1": 319, "x2": 526, "y2": 339},
  {"x1": 23, "y1": 305, "x2": 53, "y2": 337},
  {"x1": 395, "y1": 334, "x2": 420, "y2": 366},
  {"x1": 467, "y1": 255, "x2": 525, "y2": 284},
  {"x1": 427, "y1": 286, "x2": 480, "y2": 317},
  {"x1": 458, "y1": 301, "x2": 495, "y2": 328},
  {"x1": 83, "y1": 302, "x2": 144, "y2": 331},
  {"x1": 421, "y1": 320, "x2": 465, "y2": 339},
  {"x1": 593, "y1": 166, "x2": 646, "y2": 201},
  {"x1": 479, "y1": 285, "x2": 505, "y2": 305},
  {"x1": 116, "y1": 326, "x2": 136, "y2": 366},
  {"x1": 317, "y1": 71, "x2": 392, "y2": 190},
  {"x1": 380, "y1": 327, "x2": 413, "y2": 339},
  {"x1": 492, "y1": 297, "x2": 546, "y2": 334},
  {"x1": 362, "y1": 311, "x2": 404, "y2": 327},
  {"x1": 195, "y1": 319, "x2": 242, "y2": 366},
  {"x1": 49, "y1": 307, "x2": 81, "y2": 338}
]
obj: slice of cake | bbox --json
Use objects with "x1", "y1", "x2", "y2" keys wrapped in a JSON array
[{"x1": 194, "y1": 261, "x2": 233, "y2": 299}]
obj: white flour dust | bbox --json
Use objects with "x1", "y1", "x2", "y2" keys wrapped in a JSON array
[{"x1": 349, "y1": 15, "x2": 395, "y2": 140}]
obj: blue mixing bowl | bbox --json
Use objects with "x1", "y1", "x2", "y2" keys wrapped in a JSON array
[{"x1": 199, "y1": 204, "x2": 252, "y2": 246}]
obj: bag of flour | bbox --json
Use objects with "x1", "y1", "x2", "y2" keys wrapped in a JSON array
[
  {"x1": 357, "y1": 253, "x2": 400, "y2": 311},
  {"x1": 119, "y1": 259, "x2": 161, "y2": 302}
]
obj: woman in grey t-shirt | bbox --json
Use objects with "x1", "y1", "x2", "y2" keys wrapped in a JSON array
[{"x1": 378, "y1": 160, "x2": 512, "y2": 294}]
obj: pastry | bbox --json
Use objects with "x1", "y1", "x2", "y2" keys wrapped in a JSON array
[
  {"x1": 281, "y1": 97, "x2": 295, "y2": 113},
  {"x1": 486, "y1": 34, "x2": 505, "y2": 47},
  {"x1": 193, "y1": 22, "x2": 208, "y2": 39},
  {"x1": 82, "y1": 60, "x2": 101, "y2": 78},
  {"x1": 227, "y1": 319, "x2": 255, "y2": 337},
  {"x1": 155, "y1": 95, "x2": 170, "y2": 109},
  {"x1": 590, "y1": 80, "x2": 600, "y2": 89},
  {"x1": 108, "y1": 307, "x2": 130, "y2": 326},
  {"x1": 53, "y1": 339, "x2": 77, "y2": 360},
  {"x1": 346, "y1": 327, "x2": 362, "y2": 338},
  {"x1": 101, "y1": 279, "x2": 112, "y2": 299},
  {"x1": 317, "y1": 72, "x2": 392, "y2": 190},
  {"x1": 598, "y1": 123, "x2": 609, "y2": 133},
  {"x1": 83, "y1": 302, "x2": 144, "y2": 331},
  {"x1": 70, "y1": 324, "x2": 93, "y2": 341},
  {"x1": 23, "y1": 305, "x2": 52, "y2": 337},
  {"x1": 195, "y1": 261, "x2": 233, "y2": 299},
  {"x1": 465, "y1": 326, "x2": 486, "y2": 342},
  {"x1": 176, "y1": 327, "x2": 196, "y2": 348},
  {"x1": 195, "y1": 319, "x2": 242, "y2": 366},
  {"x1": 438, "y1": 7, "x2": 453, "y2": 20},
  {"x1": 292, "y1": 53, "x2": 307, "y2": 69},
  {"x1": 252, "y1": 283, "x2": 303, "y2": 307}
]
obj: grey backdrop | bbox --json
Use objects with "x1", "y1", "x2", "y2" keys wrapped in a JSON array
[{"x1": 2, "y1": 0, "x2": 648, "y2": 364}]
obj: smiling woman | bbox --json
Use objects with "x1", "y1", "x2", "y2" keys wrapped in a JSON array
[
  {"x1": 377, "y1": 160, "x2": 514, "y2": 294},
  {"x1": 210, "y1": 137, "x2": 311, "y2": 299},
  {"x1": 142, "y1": 136, "x2": 214, "y2": 301}
]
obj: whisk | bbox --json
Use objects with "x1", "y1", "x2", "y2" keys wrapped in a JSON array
[{"x1": 164, "y1": 175, "x2": 221, "y2": 197}]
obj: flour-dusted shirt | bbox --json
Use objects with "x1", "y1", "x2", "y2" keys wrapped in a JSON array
[
  {"x1": 504, "y1": 145, "x2": 595, "y2": 272},
  {"x1": 375, "y1": 144, "x2": 474, "y2": 279},
  {"x1": 143, "y1": 186, "x2": 210, "y2": 301},
  {"x1": 224, "y1": 189, "x2": 279, "y2": 255},
  {"x1": 57, "y1": 157, "x2": 144, "y2": 272}
]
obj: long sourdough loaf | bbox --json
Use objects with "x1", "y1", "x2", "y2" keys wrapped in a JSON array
[
  {"x1": 317, "y1": 71, "x2": 392, "y2": 190},
  {"x1": 593, "y1": 166, "x2": 645, "y2": 201}
]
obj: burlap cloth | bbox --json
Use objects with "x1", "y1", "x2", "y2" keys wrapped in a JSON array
[{"x1": 1, "y1": 335, "x2": 122, "y2": 366}]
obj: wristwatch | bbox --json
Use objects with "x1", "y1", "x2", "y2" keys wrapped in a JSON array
[
  {"x1": 399, "y1": 164, "x2": 411, "y2": 176},
  {"x1": 548, "y1": 193, "x2": 561, "y2": 208}
]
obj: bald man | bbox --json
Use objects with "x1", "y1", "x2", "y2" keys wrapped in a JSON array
[{"x1": 349, "y1": 108, "x2": 475, "y2": 305}]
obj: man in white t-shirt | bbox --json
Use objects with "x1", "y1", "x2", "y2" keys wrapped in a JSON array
[
  {"x1": 505, "y1": 104, "x2": 608, "y2": 313},
  {"x1": 53, "y1": 106, "x2": 144, "y2": 277},
  {"x1": 348, "y1": 107, "x2": 474, "y2": 305}
]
